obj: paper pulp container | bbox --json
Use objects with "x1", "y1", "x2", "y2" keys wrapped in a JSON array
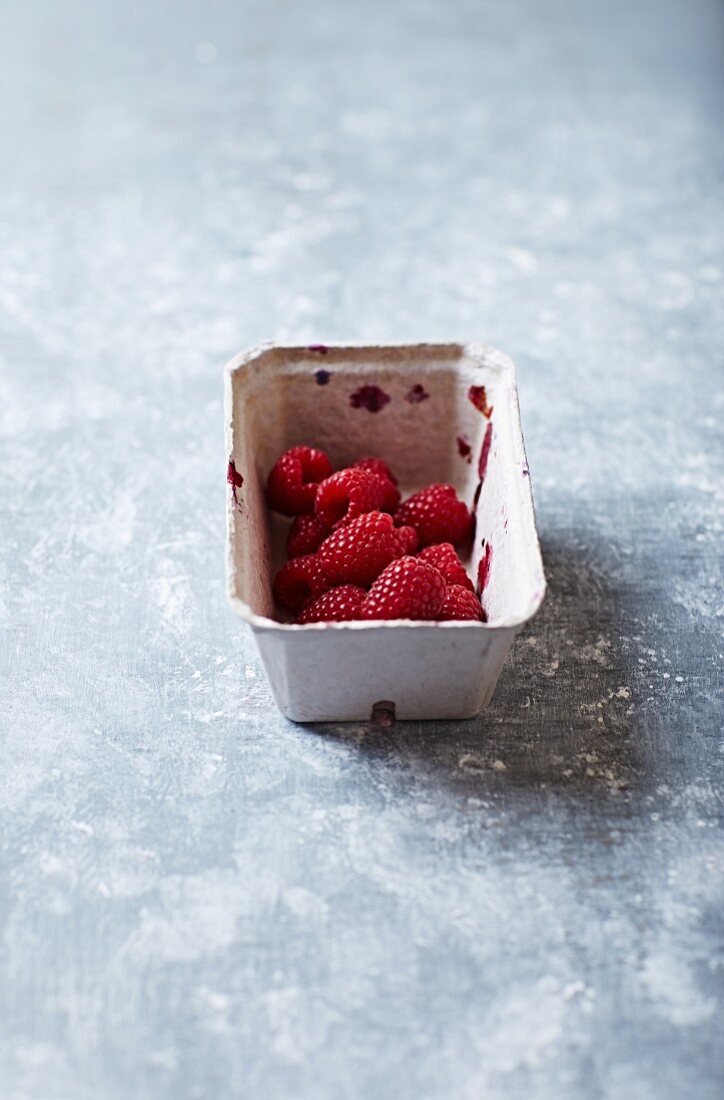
[{"x1": 224, "y1": 342, "x2": 545, "y2": 723}]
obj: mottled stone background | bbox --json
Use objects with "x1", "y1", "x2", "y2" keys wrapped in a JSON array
[{"x1": 1, "y1": 1, "x2": 722, "y2": 1098}]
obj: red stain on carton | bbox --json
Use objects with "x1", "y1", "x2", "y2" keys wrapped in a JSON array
[
  {"x1": 457, "y1": 436, "x2": 472, "y2": 462},
  {"x1": 478, "y1": 422, "x2": 493, "y2": 481},
  {"x1": 477, "y1": 541, "x2": 493, "y2": 596},
  {"x1": 227, "y1": 459, "x2": 243, "y2": 506},
  {"x1": 350, "y1": 384, "x2": 391, "y2": 413},
  {"x1": 468, "y1": 385, "x2": 493, "y2": 418}
]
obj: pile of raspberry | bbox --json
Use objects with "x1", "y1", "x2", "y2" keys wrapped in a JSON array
[{"x1": 266, "y1": 446, "x2": 485, "y2": 624}]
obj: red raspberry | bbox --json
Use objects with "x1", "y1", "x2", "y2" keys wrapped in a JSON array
[
  {"x1": 395, "y1": 484, "x2": 472, "y2": 547},
  {"x1": 272, "y1": 554, "x2": 330, "y2": 612},
  {"x1": 286, "y1": 514, "x2": 328, "y2": 558},
  {"x1": 318, "y1": 511, "x2": 417, "y2": 587},
  {"x1": 297, "y1": 585, "x2": 366, "y2": 624},
  {"x1": 266, "y1": 446, "x2": 333, "y2": 516},
  {"x1": 353, "y1": 457, "x2": 400, "y2": 512},
  {"x1": 361, "y1": 556, "x2": 446, "y2": 621},
  {"x1": 315, "y1": 468, "x2": 385, "y2": 528},
  {"x1": 437, "y1": 584, "x2": 485, "y2": 621},
  {"x1": 418, "y1": 543, "x2": 474, "y2": 591}
]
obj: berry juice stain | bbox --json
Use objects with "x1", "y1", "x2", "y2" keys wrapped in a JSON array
[
  {"x1": 227, "y1": 459, "x2": 243, "y2": 506},
  {"x1": 315, "y1": 369, "x2": 332, "y2": 385},
  {"x1": 477, "y1": 541, "x2": 493, "y2": 596},
  {"x1": 349, "y1": 384, "x2": 391, "y2": 413},
  {"x1": 457, "y1": 436, "x2": 472, "y2": 463},
  {"x1": 308, "y1": 344, "x2": 329, "y2": 354},
  {"x1": 478, "y1": 422, "x2": 493, "y2": 482},
  {"x1": 405, "y1": 383, "x2": 429, "y2": 404},
  {"x1": 468, "y1": 384, "x2": 493, "y2": 418}
]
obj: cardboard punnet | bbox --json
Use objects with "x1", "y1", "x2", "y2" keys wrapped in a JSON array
[{"x1": 225, "y1": 342, "x2": 545, "y2": 722}]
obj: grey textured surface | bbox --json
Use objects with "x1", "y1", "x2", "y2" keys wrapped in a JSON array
[{"x1": 1, "y1": 1, "x2": 723, "y2": 1098}]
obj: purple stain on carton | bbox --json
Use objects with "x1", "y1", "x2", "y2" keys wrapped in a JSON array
[
  {"x1": 308, "y1": 344, "x2": 329, "y2": 355},
  {"x1": 522, "y1": 464, "x2": 530, "y2": 477},
  {"x1": 405, "y1": 383, "x2": 429, "y2": 404},
  {"x1": 315, "y1": 369, "x2": 332, "y2": 385},
  {"x1": 457, "y1": 436, "x2": 472, "y2": 463},
  {"x1": 468, "y1": 384, "x2": 493, "y2": 419},
  {"x1": 350, "y1": 384, "x2": 391, "y2": 413},
  {"x1": 227, "y1": 458, "x2": 243, "y2": 506},
  {"x1": 477, "y1": 541, "x2": 493, "y2": 597},
  {"x1": 478, "y1": 422, "x2": 493, "y2": 481}
]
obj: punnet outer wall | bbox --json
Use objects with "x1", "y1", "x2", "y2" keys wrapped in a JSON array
[{"x1": 225, "y1": 343, "x2": 545, "y2": 722}]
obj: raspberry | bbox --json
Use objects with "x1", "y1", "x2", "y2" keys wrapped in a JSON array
[
  {"x1": 272, "y1": 554, "x2": 330, "y2": 611},
  {"x1": 318, "y1": 511, "x2": 417, "y2": 587},
  {"x1": 266, "y1": 446, "x2": 333, "y2": 516},
  {"x1": 297, "y1": 585, "x2": 366, "y2": 624},
  {"x1": 353, "y1": 457, "x2": 401, "y2": 512},
  {"x1": 418, "y1": 543, "x2": 474, "y2": 591},
  {"x1": 395, "y1": 484, "x2": 472, "y2": 547},
  {"x1": 314, "y1": 468, "x2": 384, "y2": 529},
  {"x1": 286, "y1": 514, "x2": 328, "y2": 558},
  {"x1": 361, "y1": 556, "x2": 446, "y2": 621},
  {"x1": 437, "y1": 584, "x2": 485, "y2": 622}
]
